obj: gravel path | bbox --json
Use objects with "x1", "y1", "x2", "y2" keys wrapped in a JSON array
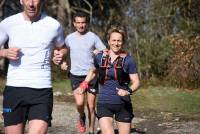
[
  {"x1": 0, "y1": 96, "x2": 200, "y2": 134},
  {"x1": 48, "y1": 102, "x2": 78, "y2": 134},
  {"x1": 47, "y1": 98, "x2": 200, "y2": 134}
]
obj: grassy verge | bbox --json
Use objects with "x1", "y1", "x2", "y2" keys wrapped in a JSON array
[
  {"x1": 133, "y1": 86, "x2": 200, "y2": 115},
  {"x1": 52, "y1": 78, "x2": 71, "y2": 94},
  {"x1": 53, "y1": 79, "x2": 200, "y2": 116}
]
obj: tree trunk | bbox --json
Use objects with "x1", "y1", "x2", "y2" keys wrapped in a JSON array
[
  {"x1": 57, "y1": 0, "x2": 72, "y2": 33},
  {"x1": 133, "y1": 29, "x2": 142, "y2": 78}
]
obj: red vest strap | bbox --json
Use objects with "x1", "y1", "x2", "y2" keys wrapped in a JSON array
[{"x1": 100, "y1": 50, "x2": 128, "y2": 83}]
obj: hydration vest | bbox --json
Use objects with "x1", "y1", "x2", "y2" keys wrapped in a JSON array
[{"x1": 98, "y1": 50, "x2": 130, "y2": 85}]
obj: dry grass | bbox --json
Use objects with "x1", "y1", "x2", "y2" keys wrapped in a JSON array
[{"x1": 0, "y1": 77, "x2": 5, "y2": 93}]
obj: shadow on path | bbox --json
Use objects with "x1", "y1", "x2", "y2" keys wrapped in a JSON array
[{"x1": 96, "y1": 128, "x2": 146, "y2": 134}]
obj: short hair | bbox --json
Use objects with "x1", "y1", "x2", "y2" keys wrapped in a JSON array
[
  {"x1": 73, "y1": 11, "x2": 89, "y2": 22},
  {"x1": 20, "y1": 0, "x2": 45, "y2": 4},
  {"x1": 106, "y1": 25, "x2": 126, "y2": 42}
]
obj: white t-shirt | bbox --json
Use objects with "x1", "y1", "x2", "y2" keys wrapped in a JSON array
[
  {"x1": 0, "y1": 12, "x2": 64, "y2": 88},
  {"x1": 65, "y1": 31, "x2": 106, "y2": 76}
]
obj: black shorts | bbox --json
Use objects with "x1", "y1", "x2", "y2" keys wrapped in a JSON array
[
  {"x1": 69, "y1": 73, "x2": 98, "y2": 94},
  {"x1": 96, "y1": 103, "x2": 134, "y2": 123},
  {"x1": 3, "y1": 86, "x2": 53, "y2": 127}
]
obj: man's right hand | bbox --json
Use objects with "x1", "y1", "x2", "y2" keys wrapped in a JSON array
[{"x1": 2, "y1": 47, "x2": 20, "y2": 60}]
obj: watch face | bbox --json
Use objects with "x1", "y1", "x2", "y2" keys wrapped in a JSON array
[{"x1": 127, "y1": 88, "x2": 133, "y2": 94}]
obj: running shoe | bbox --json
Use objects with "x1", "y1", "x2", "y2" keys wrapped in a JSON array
[{"x1": 77, "y1": 113, "x2": 86, "y2": 133}]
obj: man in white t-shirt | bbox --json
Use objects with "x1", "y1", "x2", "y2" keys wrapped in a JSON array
[
  {"x1": 0, "y1": 0, "x2": 65, "y2": 134},
  {"x1": 54, "y1": 11, "x2": 106, "y2": 134}
]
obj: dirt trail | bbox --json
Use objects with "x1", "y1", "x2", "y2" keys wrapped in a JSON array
[
  {"x1": 0, "y1": 96, "x2": 200, "y2": 134},
  {"x1": 49, "y1": 101, "x2": 200, "y2": 134}
]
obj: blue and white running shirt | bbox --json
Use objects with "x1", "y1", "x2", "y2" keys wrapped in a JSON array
[{"x1": 0, "y1": 12, "x2": 65, "y2": 88}]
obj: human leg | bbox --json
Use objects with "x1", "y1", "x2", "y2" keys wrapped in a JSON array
[
  {"x1": 27, "y1": 103, "x2": 52, "y2": 134},
  {"x1": 28, "y1": 120, "x2": 48, "y2": 134},
  {"x1": 87, "y1": 77, "x2": 98, "y2": 133},
  {"x1": 116, "y1": 121, "x2": 131, "y2": 134},
  {"x1": 3, "y1": 86, "x2": 27, "y2": 134},
  {"x1": 96, "y1": 103, "x2": 118, "y2": 134},
  {"x1": 87, "y1": 92, "x2": 96, "y2": 133},
  {"x1": 115, "y1": 102, "x2": 134, "y2": 134},
  {"x1": 70, "y1": 74, "x2": 86, "y2": 117},
  {"x1": 27, "y1": 88, "x2": 53, "y2": 134},
  {"x1": 3, "y1": 86, "x2": 53, "y2": 134},
  {"x1": 73, "y1": 92, "x2": 85, "y2": 117},
  {"x1": 73, "y1": 92, "x2": 86, "y2": 133},
  {"x1": 4, "y1": 124, "x2": 25, "y2": 134},
  {"x1": 70, "y1": 74, "x2": 87, "y2": 133},
  {"x1": 99, "y1": 117, "x2": 114, "y2": 134}
]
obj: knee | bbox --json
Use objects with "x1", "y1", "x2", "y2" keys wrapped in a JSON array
[
  {"x1": 75, "y1": 97, "x2": 84, "y2": 107},
  {"x1": 87, "y1": 104, "x2": 95, "y2": 112},
  {"x1": 29, "y1": 128, "x2": 46, "y2": 134},
  {"x1": 76, "y1": 101, "x2": 84, "y2": 108},
  {"x1": 28, "y1": 120, "x2": 48, "y2": 134},
  {"x1": 29, "y1": 127, "x2": 47, "y2": 134}
]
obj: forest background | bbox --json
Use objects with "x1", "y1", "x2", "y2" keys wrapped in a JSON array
[{"x1": 0, "y1": 0, "x2": 199, "y2": 89}]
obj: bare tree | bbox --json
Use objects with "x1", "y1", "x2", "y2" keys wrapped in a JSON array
[
  {"x1": 0, "y1": 0, "x2": 6, "y2": 19},
  {"x1": 70, "y1": 0, "x2": 93, "y2": 23},
  {"x1": 57, "y1": 0, "x2": 69, "y2": 31}
]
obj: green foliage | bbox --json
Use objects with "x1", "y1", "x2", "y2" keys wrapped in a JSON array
[
  {"x1": 138, "y1": 37, "x2": 173, "y2": 79},
  {"x1": 1, "y1": 0, "x2": 200, "y2": 87},
  {"x1": 123, "y1": 0, "x2": 175, "y2": 79},
  {"x1": 50, "y1": 0, "x2": 199, "y2": 88}
]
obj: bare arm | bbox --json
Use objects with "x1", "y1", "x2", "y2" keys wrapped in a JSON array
[
  {"x1": 85, "y1": 67, "x2": 98, "y2": 83},
  {"x1": 129, "y1": 73, "x2": 140, "y2": 93},
  {"x1": 74, "y1": 67, "x2": 97, "y2": 94},
  {"x1": 117, "y1": 73, "x2": 140, "y2": 96},
  {"x1": 0, "y1": 49, "x2": 6, "y2": 57},
  {"x1": 0, "y1": 29, "x2": 18, "y2": 59}
]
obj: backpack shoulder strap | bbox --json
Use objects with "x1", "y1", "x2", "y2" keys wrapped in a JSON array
[
  {"x1": 100, "y1": 50, "x2": 110, "y2": 67},
  {"x1": 119, "y1": 51, "x2": 128, "y2": 58},
  {"x1": 116, "y1": 51, "x2": 128, "y2": 68}
]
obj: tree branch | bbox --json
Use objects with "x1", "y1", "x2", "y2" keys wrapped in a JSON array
[
  {"x1": 0, "y1": 0, "x2": 6, "y2": 10},
  {"x1": 83, "y1": 0, "x2": 93, "y2": 23}
]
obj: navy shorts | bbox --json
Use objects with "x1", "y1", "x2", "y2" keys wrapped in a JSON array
[
  {"x1": 69, "y1": 73, "x2": 98, "y2": 94},
  {"x1": 96, "y1": 103, "x2": 134, "y2": 123},
  {"x1": 3, "y1": 86, "x2": 53, "y2": 127}
]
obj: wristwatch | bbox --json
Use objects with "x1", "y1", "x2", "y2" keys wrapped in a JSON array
[{"x1": 127, "y1": 88, "x2": 133, "y2": 95}]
